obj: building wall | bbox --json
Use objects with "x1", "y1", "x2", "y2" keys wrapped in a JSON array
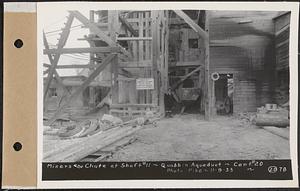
[
  {"x1": 209, "y1": 11, "x2": 279, "y2": 113},
  {"x1": 274, "y1": 12, "x2": 290, "y2": 105}
]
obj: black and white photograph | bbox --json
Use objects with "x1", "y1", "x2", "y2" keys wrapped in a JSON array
[{"x1": 37, "y1": 2, "x2": 299, "y2": 188}]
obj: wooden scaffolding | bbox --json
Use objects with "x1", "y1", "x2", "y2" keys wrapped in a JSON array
[{"x1": 43, "y1": 10, "x2": 212, "y2": 125}]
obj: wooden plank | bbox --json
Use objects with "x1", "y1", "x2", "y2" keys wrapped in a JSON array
[
  {"x1": 55, "y1": 64, "x2": 92, "y2": 69},
  {"x1": 159, "y1": 11, "x2": 166, "y2": 114},
  {"x1": 45, "y1": 54, "x2": 116, "y2": 125},
  {"x1": 111, "y1": 103, "x2": 156, "y2": 108},
  {"x1": 70, "y1": 10, "x2": 116, "y2": 46},
  {"x1": 117, "y1": 77, "x2": 135, "y2": 81},
  {"x1": 173, "y1": 10, "x2": 208, "y2": 40},
  {"x1": 151, "y1": 10, "x2": 159, "y2": 106},
  {"x1": 125, "y1": 17, "x2": 151, "y2": 23},
  {"x1": 44, "y1": 47, "x2": 119, "y2": 54},
  {"x1": 119, "y1": 60, "x2": 152, "y2": 68},
  {"x1": 117, "y1": 37, "x2": 152, "y2": 41},
  {"x1": 44, "y1": 125, "x2": 141, "y2": 162},
  {"x1": 171, "y1": 65, "x2": 203, "y2": 90},
  {"x1": 138, "y1": 12, "x2": 145, "y2": 104},
  {"x1": 110, "y1": 109, "x2": 146, "y2": 114},
  {"x1": 203, "y1": 11, "x2": 212, "y2": 120},
  {"x1": 145, "y1": 12, "x2": 151, "y2": 104},
  {"x1": 70, "y1": 10, "x2": 132, "y2": 60},
  {"x1": 145, "y1": 12, "x2": 150, "y2": 60},
  {"x1": 109, "y1": 10, "x2": 119, "y2": 105},
  {"x1": 43, "y1": 14, "x2": 74, "y2": 102},
  {"x1": 63, "y1": 125, "x2": 142, "y2": 162}
]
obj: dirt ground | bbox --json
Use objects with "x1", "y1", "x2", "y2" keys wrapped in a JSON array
[{"x1": 105, "y1": 114, "x2": 290, "y2": 161}]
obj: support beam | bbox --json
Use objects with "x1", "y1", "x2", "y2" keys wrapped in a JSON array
[
  {"x1": 43, "y1": 14, "x2": 74, "y2": 102},
  {"x1": 119, "y1": 16, "x2": 139, "y2": 37},
  {"x1": 70, "y1": 10, "x2": 116, "y2": 46},
  {"x1": 151, "y1": 10, "x2": 159, "y2": 106},
  {"x1": 119, "y1": 60, "x2": 152, "y2": 68},
  {"x1": 70, "y1": 10, "x2": 132, "y2": 59},
  {"x1": 44, "y1": 47, "x2": 119, "y2": 54},
  {"x1": 171, "y1": 65, "x2": 203, "y2": 90},
  {"x1": 109, "y1": 10, "x2": 119, "y2": 105},
  {"x1": 56, "y1": 64, "x2": 92, "y2": 69},
  {"x1": 117, "y1": 37, "x2": 152, "y2": 41},
  {"x1": 173, "y1": 10, "x2": 208, "y2": 40},
  {"x1": 45, "y1": 54, "x2": 116, "y2": 125},
  {"x1": 44, "y1": 63, "x2": 93, "y2": 69},
  {"x1": 203, "y1": 11, "x2": 213, "y2": 120}
]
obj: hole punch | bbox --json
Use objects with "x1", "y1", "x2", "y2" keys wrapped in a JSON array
[
  {"x1": 13, "y1": 142, "x2": 22, "y2": 151},
  {"x1": 14, "y1": 39, "x2": 23, "y2": 48}
]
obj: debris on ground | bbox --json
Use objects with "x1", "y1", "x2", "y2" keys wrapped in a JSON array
[
  {"x1": 43, "y1": 110, "x2": 160, "y2": 162},
  {"x1": 236, "y1": 112, "x2": 256, "y2": 125},
  {"x1": 101, "y1": 114, "x2": 123, "y2": 126}
]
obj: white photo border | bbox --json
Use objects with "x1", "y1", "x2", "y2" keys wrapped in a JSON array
[{"x1": 37, "y1": 1, "x2": 299, "y2": 188}]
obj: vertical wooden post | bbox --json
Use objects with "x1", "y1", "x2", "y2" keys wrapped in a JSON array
[
  {"x1": 204, "y1": 11, "x2": 213, "y2": 120},
  {"x1": 159, "y1": 11, "x2": 167, "y2": 116},
  {"x1": 145, "y1": 11, "x2": 151, "y2": 104},
  {"x1": 151, "y1": 10, "x2": 159, "y2": 108},
  {"x1": 138, "y1": 12, "x2": 145, "y2": 104},
  {"x1": 108, "y1": 10, "x2": 119, "y2": 104},
  {"x1": 164, "y1": 11, "x2": 169, "y2": 94},
  {"x1": 89, "y1": 10, "x2": 96, "y2": 108}
]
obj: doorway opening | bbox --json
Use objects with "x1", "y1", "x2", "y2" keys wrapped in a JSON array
[{"x1": 214, "y1": 73, "x2": 234, "y2": 115}]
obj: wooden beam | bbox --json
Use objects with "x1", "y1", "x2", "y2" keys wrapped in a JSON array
[
  {"x1": 119, "y1": 16, "x2": 139, "y2": 37},
  {"x1": 45, "y1": 54, "x2": 116, "y2": 125},
  {"x1": 43, "y1": 14, "x2": 74, "y2": 102},
  {"x1": 109, "y1": 10, "x2": 119, "y2": 105},
  {"x1": 44, "y1": 47, "x2": 119, "y2": 54},
  {"x1": 44, "y1": 63, "x2": 93, "y2": 69},
  {"x1": 56, "y1": 64, "x2": 92, "y2": 69},
  {"x1": 203, "y1": 11, "x2": 213, "y2": 120},
  {"x1": 171, "y1": 65, "x2": 203, "y2": 90},
  {"x1": 173, "y1": 10, "x2": 208, "y2": 40},
  {"x1": 151, "y1": 10, "x2": 159, "y2": 106},
  {"x1": 70, "y1": 10, "x2": 132, "y2": 59},
  {"x1": 124, "y1": 17, "x2": 151, "y2": 23},
  {"x1": 70, "y1": 10, "x2": 116, "y2": 46},
  {"x1": 119, "y1": 60, "x2": 152, "y2": 68},
  {"x1": 110, "y1": 103, "x2": 156, "y2": 108},
  {"x1": 138, "y1": 12, "x2": 145, "y2": 104},
  {"x1": 117, "y1": 37, "x2": 152, "y2": 41}
]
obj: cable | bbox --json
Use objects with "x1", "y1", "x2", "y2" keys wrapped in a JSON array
[
  {"x1": 45, "y1": 26, "x2": 86, "y2": 38},
  {"x1": 44, "y1": 24, "x2": 84, "y2": 35},
  {"x1": 43, "y1": 16, "x2": 67, "y2": 29}
]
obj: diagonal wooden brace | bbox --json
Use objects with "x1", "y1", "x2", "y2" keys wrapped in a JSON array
[
  {"x1": 43, "y1": 14, "x2": 74, "y2": 102},
  {"x1": 45, "y1": 54, "x2": 117, "y2": 125}
]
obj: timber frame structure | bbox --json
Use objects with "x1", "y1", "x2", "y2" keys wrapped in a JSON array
[{"x1": 43, "y1": 10, "x2": 213, "y2": 125}]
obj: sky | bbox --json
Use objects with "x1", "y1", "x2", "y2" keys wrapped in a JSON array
[{"x1": 39, "y1": 5, "x2": 91, "y2": 76}]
